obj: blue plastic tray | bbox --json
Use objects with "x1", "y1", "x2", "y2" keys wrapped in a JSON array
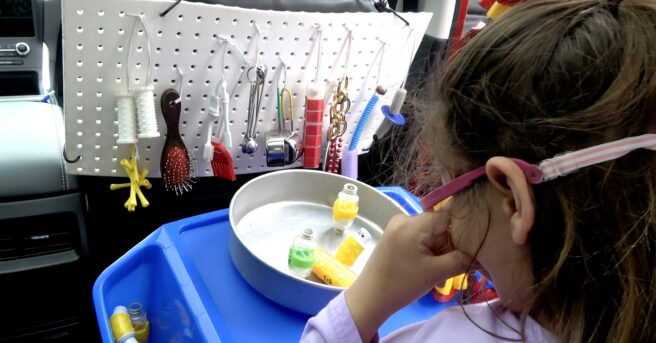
[{"x1": 93, "y1": 187, "x2": 451, "y2": 343}]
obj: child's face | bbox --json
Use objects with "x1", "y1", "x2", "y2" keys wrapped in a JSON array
[{"x1": 446, "y1": 180, "x2": 536, "y2": 312}]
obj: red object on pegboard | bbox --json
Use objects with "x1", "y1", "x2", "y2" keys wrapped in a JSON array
[
  {"x1": 478, "y1": 0, "x2": 496, "y2": 9},
  {"x1": 497, "y1": 0, "x2": 525, "y2": 5}
]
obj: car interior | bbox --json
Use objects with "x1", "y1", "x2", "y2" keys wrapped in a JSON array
[{"x1": 0, "y1": 0, "x2": 485, "y2": 341}]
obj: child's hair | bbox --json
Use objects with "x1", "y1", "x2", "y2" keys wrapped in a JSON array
[{"x1": 403, "y1": 0, "x2": 656, "y2": 342}]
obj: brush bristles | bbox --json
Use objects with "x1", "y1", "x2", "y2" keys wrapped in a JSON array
[{"x1": 163, "y1": 146, "x2": 196, "y2": 195}]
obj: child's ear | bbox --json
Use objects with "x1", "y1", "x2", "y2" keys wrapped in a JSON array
[{"x1": 485, "y1": 157, "x2": 536, "y2": 246}]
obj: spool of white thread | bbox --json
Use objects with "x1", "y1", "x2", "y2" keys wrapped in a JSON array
[
  {"x1": 116, "y1": 94, "x2": 138, "y2": 144},
  {"x1": 135, "y1": 85, "x2": 160, "y2": 138},
  {"x1": 389, "y1": 88, "x2": 407, "y2": 115}
]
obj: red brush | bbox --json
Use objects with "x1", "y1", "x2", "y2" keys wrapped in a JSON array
[
  {"x1": 211, "y1": 141, "x2": 236, "y2": 181},
  {"x1": 160, "y1": 89, "x2": 194, "y2": 194},
  {"x1": 208, "y1": 80, "x2": 236, "y2": 181}
]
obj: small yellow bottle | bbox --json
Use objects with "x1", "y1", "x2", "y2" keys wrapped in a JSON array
[
  {"x1": 128, "y1": 302, "x2": 150, "y2": 343},
  {"x1": 335, "y1": 227, "x2": 372, "y2": 266},
  {"x1": 333, "y1": 183, "x2": 359, "y2": 234},
  {"x1": 312, "y1": 247, "x2": 357, "y2": 287}
]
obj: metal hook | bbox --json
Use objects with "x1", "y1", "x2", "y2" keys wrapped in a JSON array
[
  {"x1": 276, "y1": 55, "x2": 288, "y2": 90},
  {"x1": 372, "y1": 0, "x2": 410, "y2": 26},
  {"x1": 63, "y1": 147, "x2": 81, "y2": 164},
  {"x1": 170, "y1": 67, "x2": 184, "y2": 105},
  {"x1": 160, "y1": 0, "x2": 182, "y2": 17}
]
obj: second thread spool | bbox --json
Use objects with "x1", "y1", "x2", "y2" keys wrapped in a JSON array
[{"x1": 135, "y1": 85, "x2": 160, "y2": 139}]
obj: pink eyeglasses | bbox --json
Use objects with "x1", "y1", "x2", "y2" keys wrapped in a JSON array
[{"x1": 419, "y1": 134, "x2": 656, "y2": 211}]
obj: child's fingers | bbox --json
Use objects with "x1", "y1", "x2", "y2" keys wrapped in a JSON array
[
  {"x1": 389, "y1": 210, "x2": 450, "y2": 234},
  {"x1": 428, "y1": 250, "x2": 471, "y2": 282}
]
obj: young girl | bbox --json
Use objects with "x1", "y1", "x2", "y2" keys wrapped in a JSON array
[{"x1": 301, "y1": 0, "x2": 656, "y2": 342}]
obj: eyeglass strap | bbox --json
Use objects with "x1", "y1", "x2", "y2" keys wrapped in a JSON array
[{"x1": 538, "y1": 134, "x2": 656, "y2": 181}]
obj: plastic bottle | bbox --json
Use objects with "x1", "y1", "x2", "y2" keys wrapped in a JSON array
[
  {"x1": 333, "y1": 183, "x2": 359, "y2": 234},
  {"x1": 109, "y1": 306, "x2": 139, "y2": 343},
  {"x1": 128, "y1": 302, "x2": 150, "y2": 343},
  {"x1": 288, "y1": 228, "x2": 318, "y2": 278},
  {"x1": 312, "y1": 247, "x2": 357, "y2": 287},
  {"x1": 335, "y1": 227, "x2": 372, "y2": 266}
]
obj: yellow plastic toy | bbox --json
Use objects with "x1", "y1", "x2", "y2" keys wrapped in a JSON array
[
  {"x1": 335, "y1": 228, "x2": 372, "y2": 267},
  {"x1": 312, "y1": 247, "x2": 357, "y2": 287},
  {"x1": 110, "y1": 145, "x2": 152, "y2": 212},
  {"x1": 487, "y1": 1, "x2": 513, "y2": 19}
]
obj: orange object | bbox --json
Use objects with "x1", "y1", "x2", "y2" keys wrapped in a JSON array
[{"x1": 312, "y1": 247, "x2": 357, "y2": 287}]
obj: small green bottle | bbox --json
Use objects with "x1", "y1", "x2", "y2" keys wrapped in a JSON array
[{"x1": 288, "y1": 228, "x2": 318, "y2": 278}]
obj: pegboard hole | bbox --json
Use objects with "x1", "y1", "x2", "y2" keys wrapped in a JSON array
[
  {"x1": 207, "y1": 65, "x2": 213, "y2": 70},
  {"x1": 136, "y1": 62, "x2": 142, "y2": 68},
  {"x1": 215, "y1": 17, "x2": 220, "y2": 23},
  {"x1": 178, "y1": 14, "x2": 184, "y2": 21},
  {"x1": 98, "y1": 27, "x2": 104, "y2": 34},
  {"x1": 76, "y1": 44, "x2": 83, "y2": 51},
  {"x1": 77, "y1": 26, "x2": 83, "y2": 33},
  {"x1": 95, "y1": 144, "x2": 100, "y2": 150},
  {"x1": 98, "y1": 10, "x2": 105, "y2": 16},
  {"x1": 117, "y1": 45, "x2": 124, "y2": 52},
  {"x1": 97, "y1": 61, "x2": 103, "y2": 67},
  {"x1": 232, "y1": 18, "x2": 238, "y2": 25},
  {"x1": 76, "y1": 91, "x2": 83, "y2": 97},
  {"x1": 116, "y1": 61, "x2": 122, "y2": 67},
  {"x1": 136, "y1": 46, "x2": 143, "y2": 53},
  {"x1": 194, "y1": 33, "x2": 200, "y2": 39},
  {"x1": 76, "y1": 9, "x2": 83, "y2": 15},
  {"x1": 118, "y1": 10, "x2": 125, "y2": 17},
  {"x1": 196, "y1": 16, "x2": 202, "y2": 22},
  {"x1": 111, "y1": 169, "x2": 117, "y2": 174},
  {"x1": 204, "y1": 80, "x2": 210, "y2": 85},
  {"x1": 137, "y1": 29, "x2": 144, "y2": 36},
  {"x1": 76, "y1": 76, "x2": 83, "y2": 82},
  {"x1": 77, "y1": 131, "x2": 83, "y2": 137},
  {"x1": 157, "y1": 30, "x2": 163, "y2": 37},
  {"x1": 174, "y1": 48, "x2": 180, "y2": 54},
  {"x1": 182, "y1": 121, "x2": 187, "y2": 125},
  {"x1": 176, "y1": 32, "x2": 182, "y2": 38},
  {"x1": 77, "y1": 105, "x2": 83, "y2": 111},
  {"x1": 192, "y1": 49, "x2": 198, "y2": 55}
]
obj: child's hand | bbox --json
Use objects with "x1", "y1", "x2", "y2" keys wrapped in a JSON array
[{"x1": 344, "y1": 211, "x2": 470, "y2": 342}]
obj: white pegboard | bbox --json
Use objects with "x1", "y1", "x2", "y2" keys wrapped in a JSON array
[{"x1": 62, "y1": 0, "x2": 432, "y2": 177}]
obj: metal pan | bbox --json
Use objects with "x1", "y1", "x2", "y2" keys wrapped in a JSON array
[{"x1": 229, "y1": 170, "x2": 407, "y2": 314}]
